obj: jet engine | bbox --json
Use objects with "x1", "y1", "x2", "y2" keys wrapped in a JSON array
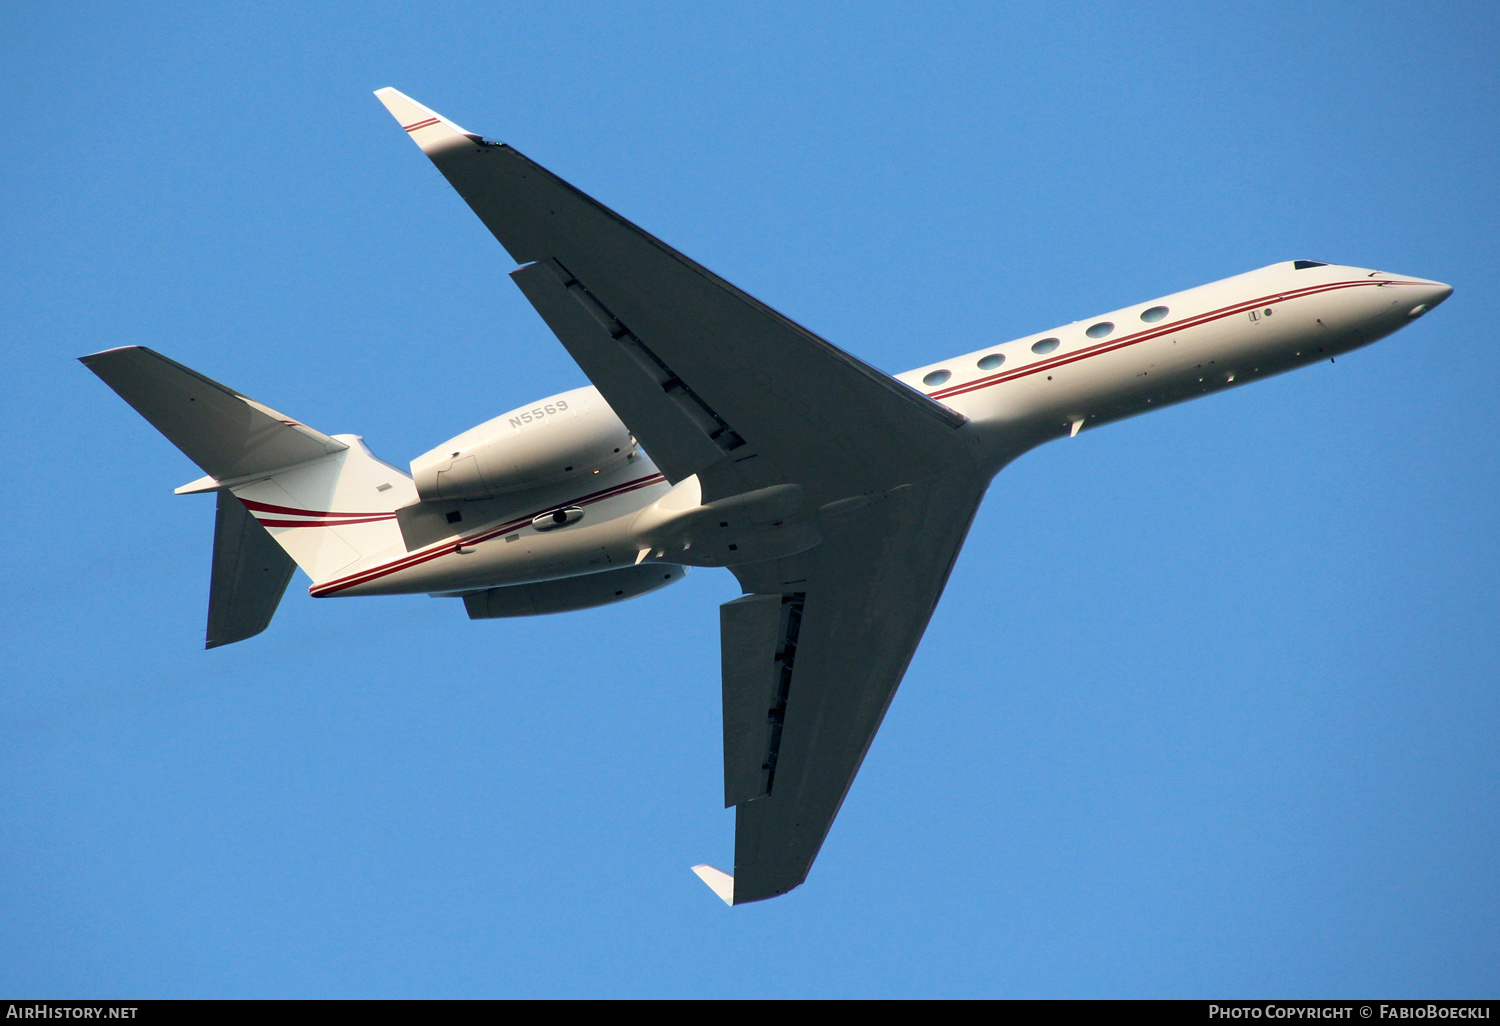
[{"x1": 410, "y1": 385, "x2": 634, "y2": 502}]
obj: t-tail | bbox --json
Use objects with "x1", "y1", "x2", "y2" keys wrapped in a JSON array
[{"x1": 80, "y1": 347, "x2": 415, "y2": 648}]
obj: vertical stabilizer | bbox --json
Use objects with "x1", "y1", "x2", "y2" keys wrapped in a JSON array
[{"x1": 206, "y1": 492, "x2": 296, "y2": 648}]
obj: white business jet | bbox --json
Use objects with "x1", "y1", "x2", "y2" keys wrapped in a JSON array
[{"x1": 82, "y1": 89, "x2": 1452, "y2": 906}]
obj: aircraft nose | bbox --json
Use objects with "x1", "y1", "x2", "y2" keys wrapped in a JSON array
[{"x1": 1404, "y1": 279, "x2": 1453, "y2": 320}]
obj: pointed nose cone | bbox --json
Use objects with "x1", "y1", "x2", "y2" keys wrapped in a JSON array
[{"x1": 1404, "y1": 278, "x2": 1453, "y2": 319}]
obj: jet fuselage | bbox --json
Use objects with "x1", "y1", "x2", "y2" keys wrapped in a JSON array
[{"x1": 308, "y1": 260, "x2": 1450, "y2": 600}]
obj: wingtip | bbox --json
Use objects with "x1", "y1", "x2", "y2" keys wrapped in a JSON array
[
  {"x1": 691, "y1": 864, "x2": 735, "y2": 906},
  {"x1": 78, "y1": 345, "x2": 144, "y2": 366},
  {"x1": 372, "y1": 86, "x2": 482, "y2": 154}
]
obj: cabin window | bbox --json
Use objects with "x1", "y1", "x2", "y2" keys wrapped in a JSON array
[
  {"x1": 1140, "y1": 306, "x2": 1169, "y2": 323},
  {"x1": 1293, "y1": 260, "x2": 1328, "y2": 270},
  {"x1": 1085, "y1": 321, "x2": 1114, "y2": 339},
  {"x1": 977, "y1": 353, "x2": 1005, "y2": 370},
  {"x1": 1031, "y1": 337, "x2": 1060, "y2": 355},
  {"x1": 922, "y1": 369, "x2": 952, "y2": 387}
]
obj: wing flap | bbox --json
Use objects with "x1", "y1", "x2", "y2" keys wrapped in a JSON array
[
  {"x1": 510, "y1": 260, "x2": 729, "y2": 484},
  {"x1": 719, "y1": 593, "x2": 801, "y2": 807}
]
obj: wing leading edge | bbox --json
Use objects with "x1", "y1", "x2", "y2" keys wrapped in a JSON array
[{"x1": 376, "y1": 89, "x2": 988, "y2": 903}]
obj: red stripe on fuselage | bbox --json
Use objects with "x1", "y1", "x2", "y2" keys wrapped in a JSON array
[
  {"x1": 255, "y1": 516, "x2": 397, "y2": 528},
  {"x1": 925, "y1": 279, "x2": 1409, "y2": 403},
  {"x1": 308, "y1": 472, "x2": 669, "y2": 597},
  {"x1": 239, "y1": 498, "x2": 397, "y2": 519}
]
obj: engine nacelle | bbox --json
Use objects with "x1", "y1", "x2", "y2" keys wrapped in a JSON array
[
  {"x1": 411, "y1": 386, "x2": 634, "y2": 502},
  {"x1": 462, "y1": 564, "x2": 687, "y2": 619}
]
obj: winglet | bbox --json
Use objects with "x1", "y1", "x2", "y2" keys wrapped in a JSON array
[
  {"x1": 691, "y1": 864, "x2": 735, "y2": 906},
  {"x1": 175, "y1": 474, "x2": 221, "y2": 495},
  {"x1": 373, "y1": 87, "x2": 484, "y2": 155}
]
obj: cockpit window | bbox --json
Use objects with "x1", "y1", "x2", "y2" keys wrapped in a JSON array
[{"x1": 1293, "y1": 260, "x2": 1329, "y2": 270}]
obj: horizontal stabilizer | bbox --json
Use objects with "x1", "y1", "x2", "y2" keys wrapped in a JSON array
[
  {"x1": 80, "y1": 347, "x2": 345, "y2": 481},
  {"x1": 691, "y1": 864, "x2": 734, "y2": 906}
]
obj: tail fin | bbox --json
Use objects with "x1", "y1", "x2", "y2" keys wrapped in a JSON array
[
  {"x1": 205, "y1": 490, "x2": 296, "y2": 648},
  {"x1": 82, "y1": 347, "x2": 417, "y2": 644}
]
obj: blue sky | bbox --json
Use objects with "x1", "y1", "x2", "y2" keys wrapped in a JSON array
[{"x1": 3, "y1": 1, "x2": 1496, "y2": 998}]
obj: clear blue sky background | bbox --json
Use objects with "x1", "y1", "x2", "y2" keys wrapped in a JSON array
[{"x1": 2, "y1": 1, "x2": 1496, "y2": 998}]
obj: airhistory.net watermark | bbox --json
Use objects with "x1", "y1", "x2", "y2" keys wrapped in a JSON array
[{"x1": 5, "y1": 1007, "x2": 137, "y2": 1020}]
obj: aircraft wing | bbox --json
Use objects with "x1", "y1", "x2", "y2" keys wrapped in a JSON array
[
  {"x1": 374, "y1": 88, "x2": 970, "y2": 505},
  {"x1": 719, "y1": 472, "x2": 986, "y2": 902}
]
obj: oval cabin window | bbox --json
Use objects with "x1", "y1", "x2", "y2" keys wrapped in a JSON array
[
  {"x1": 1031, "y1": 337, "x2": 1060, "y2": 355},
  {"x1": 922, "y1": 369, "x2": 952, "y2": 387},
  {"x1": 1085, "y1": 321, "x2": 1114, "y2": 339},
  {"x1": 1140, "y1": 306, "x2": 1168, "y2": 323},
  {"x1": 977, "y1": 353, "x2": 1005, "y2": 370}
]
